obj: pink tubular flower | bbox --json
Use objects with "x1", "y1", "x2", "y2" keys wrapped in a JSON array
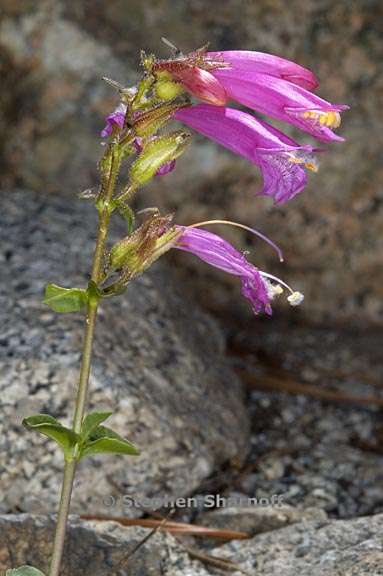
[
  {"x1": 208, "y1": 66, "x2": 348, "y2": 142},
  {"x1": 155, "y1": 48, "x2": 347, "y2": 142},
  {"x1": 175, "y1": 104, "x2": 318, "y2": 203},
  {"x1": 174, "y1": 226, "x2": 272, "y2": 314},
  {"x1": 207, "y1": 50, "x2": 319, "y2": 91}
]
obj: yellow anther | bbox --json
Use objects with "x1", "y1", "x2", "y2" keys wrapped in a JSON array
[
  {"x1": 305, "y1": 161, "x2": 318, "y2": 173},
  {"x1": 287, "y1": 152, "x2": 319, "y2": 173},
  {"x1": 302, "y1": 110, "x2": 341, "y2": 129}
]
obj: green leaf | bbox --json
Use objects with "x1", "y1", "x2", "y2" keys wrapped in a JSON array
[
  {"x1": 6, "y1": 566, "x2": 46, "y2": 576},
  {"x1": 80, "y1": 425, "x2": 140, "y2": 458},
  {"x1": 23, "y1": 414, "x2": 79, "y2": 458},
  {"x1": 80, "y1": 411, "x2": 113, "y2": 441},
  {"x1": 114, "y1": 200, "x2": 135, "y2": 234},
  {"x1": 43, "y1": 283, "x2": 88, "y2": 313}
]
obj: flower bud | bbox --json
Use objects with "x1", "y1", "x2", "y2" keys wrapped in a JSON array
[
  {"x1": 130, "y1": 132, "x2": 190, "y2": 185},
  {"x1": 134, "y1": 102, "x2": 189, "y2": 138}
]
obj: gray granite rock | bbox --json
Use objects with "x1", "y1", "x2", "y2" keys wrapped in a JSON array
[
  {"x1": 0, "y1": 514, "x2": 205, "y2": 575},
  {"x1": 2, "y1": 513, "x2": 383, "y2": 575},
  {"x1": 213, "y1": 513, "x2": 383, "y2": 576},
  {"x1": 0, "y1": 190, "x2": 249, "y2": 516},
  {"x1": 231, "y1": 319, "x2": 383, "y2": 520},
  {"x1": 197, "y1": 502, "x2": 327, "y2": 536}
]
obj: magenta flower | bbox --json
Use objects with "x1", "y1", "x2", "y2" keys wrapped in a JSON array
[
  {"x1": 175, "y1": 104, "x2": 318, "y2": 203},
  {"x1": 207, "y1": 50, "x2": 319, "y2": 91},
  {"x1": 156, "y1": 48, "x2": 347, "y2": 142},
  {"x1": 173, "y1": 225, "x2": 304, "y2": 315},
  {"x1": 174, "y1": 226, "x2": 272, "y2": 314},
  {"x1": 208, "y1": 66, "x2": 348, "y2": 142}
]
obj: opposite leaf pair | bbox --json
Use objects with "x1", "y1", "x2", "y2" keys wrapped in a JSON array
[{"x1": 23, "y1": 411, "x2": 139, "y2": 461}]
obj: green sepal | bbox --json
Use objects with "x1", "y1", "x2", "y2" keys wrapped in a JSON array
[
  {"x1": 44, "y1": 283, "x2": 88, "y2": 313},
  {"x1": 79, "y1": 425, "x2": 140, "y2": 458},
  {"x1": 6, "y1": 567, "x2": 46, "y2": 576},
  {"x1": 134, "y1": 102, "x2": 189, "y2": 138},
  {"x1": 23, "y1": 414, "x2": 79, "y2": 460},
  {"x1": 114, "y1": 200, "x2": 135, "y2": 234},
  {"x1": 80, "y1": 411, "x2": 113, "y2": 441}
]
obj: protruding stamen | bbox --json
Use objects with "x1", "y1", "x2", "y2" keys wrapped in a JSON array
[
  {"x1": 188, "y1": 219, "x2": 284, "y2": 261},
  {"x1": 260, "y1": 271, "x2": 304, "y2": 307},
  {"x1": 266, "y1": 282, "x2": 284, "y2": 300},
  {"x1": 302, "y1": 110, "x2": 341, "y2": 128}
]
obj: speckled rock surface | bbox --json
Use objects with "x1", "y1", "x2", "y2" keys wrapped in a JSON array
[
  {"x1": 211, "y1": 513, "x2": 383, "y2": 576},
  {"x1": 0, "y1": 190, "x2": 249, "y2": 516},
  {"x1": 0, "y1": 0, "x2": 381, "y2": 323},
  {"x1": 0, "y1": 514, "x2": 203, "y2": 575},
  {"x1": 2, "y1": 513, "x2": 383, "y2": 575},
  {"x1": 228, "y1": 318, "x2": 383, "y2": 520},
  {"x1": 197, "y1": 503, "x2": 327, "y2": 536}
]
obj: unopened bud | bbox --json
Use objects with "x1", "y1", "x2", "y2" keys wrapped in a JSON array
[
  {"x1": 130, "y1": 132, "x2": 190, "y2": 185},
  {"x1": 134, "y1": 102, "x2": 189, "y2": 138},
  {"x1": 110, "y1": 236, "x2": 141, "y2": 271}
]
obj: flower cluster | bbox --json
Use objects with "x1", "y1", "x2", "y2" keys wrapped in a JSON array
[
  {"x1": 100, "y1": 44, "x2": 347, "y2": 315},
  {"x1": 158, "y1": 49, "x2": 348, "y2": 203}
]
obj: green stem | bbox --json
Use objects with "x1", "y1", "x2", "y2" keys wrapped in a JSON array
[
  {"x1": 48, "y1": 146, "x2": 121, "y2": 576},
  {"x1": 47, "y1": 461, "x2": 76, "y2": 576}
]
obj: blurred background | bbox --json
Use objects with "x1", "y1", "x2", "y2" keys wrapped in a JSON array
[{"x1": 1, "y1": 0, "x2": 383, "y2": 523}]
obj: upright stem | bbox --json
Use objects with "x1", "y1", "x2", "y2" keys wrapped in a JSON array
[{"x1": 48, "y1": 146, "x2": 121, "y2": 576}]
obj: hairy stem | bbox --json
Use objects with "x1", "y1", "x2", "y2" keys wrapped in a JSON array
[{"x1": 48, "y1": 146, "x2": 121, "y2": 576}]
